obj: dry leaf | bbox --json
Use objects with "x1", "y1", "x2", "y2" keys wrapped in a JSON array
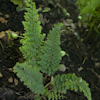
[
  {"x1": 50, "y1": 76, "x2": 54, "y2": 85},
  {"x1": 61, "y1": 19, "x2": 76, "y2": 31},
  {"x1": 4, "y1": 14, "x2": 9, "y2": 18},
  {"x1": 77, "y1": 66, "x2": 83, "y2": 72},
  {"x1": 95, "y1": 62, "x2": 100, "y2": 67},
  {"x1": 5, "y1": 29, "x2": 11, "y2": 34},
  {"x1": 0, "y1": 31, "x2": 5, "y2": 38},
  {"x1": 14, "y1": 78, "x2": 18, "y2": 86},
  {"x1": 0, "y1": 72, "x2": 3, "y2": 77},
  {"x1": 94, "y1": 58, "x2": 98, "y2": 61},
  {"x1": 8, "y1": 68, "x2": 13, "y2": 72},
  {"x1": 39, "y1": 14, "x2": 49, "y2": 26},
  {"x1": 0, "y1": 17, "x2": 7, "y2": 24},
  {"x1": 8, "y1": 77, "x2": 13, "y2": 83}
]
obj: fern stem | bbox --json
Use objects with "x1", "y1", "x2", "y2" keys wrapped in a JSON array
[
  {"x1": 18, "y1": 36, "x2": 25, "y2": 38},
  {"x1": 43, "y1": 74, "x2": 48, "y2": 84},
  {"x1": 44, "y1": 81, "x2": 52, "y2": 89}
]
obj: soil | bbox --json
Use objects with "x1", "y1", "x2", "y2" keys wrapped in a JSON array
[{"x1": 0, "y1": 0, "x2": 100, "y2": 100}]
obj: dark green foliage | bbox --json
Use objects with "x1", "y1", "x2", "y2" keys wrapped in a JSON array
[
  {"x1": 76, "y1": 0, "x2": 100, "y2": 15},
  {"x1": 76, "y1": 0, "x2": 100, "y2": 47},
  {"x1": 13, "y1": 1, "x2": 92, "y2": 100},
  {"x1": 76, "y1": 0, "x2": 100, "y2": 25}
]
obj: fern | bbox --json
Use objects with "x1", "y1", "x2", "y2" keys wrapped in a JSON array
[
  {"x1": 76, "y1": 0, "x2": 100, "y2": 47},
  {"x1": 13, "y1": 61, "x2": 45, "y2": 95},
  {"x1": 13, "y1": 1, "x2": 92, "y2": 100},
  {"x1": 76, "y1": 0, "x2": 100, "y2": 15},
  {"x1": 20, "y1": 2, "x2": 45, "y2": 61},
  {"x1": 39, "y1": 23, "x2": 62, "y2": 76},
  {"x1": 54, "y1": 73, "x2": 91, "y2": 100},
  {"x1": 76, "y1": 0, "x2": 100, "y2": 23}
]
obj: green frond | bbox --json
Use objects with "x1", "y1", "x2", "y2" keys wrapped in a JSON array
[
  {"x1": 13, "y1": 62, "x2": 45, "y2": 95},
  {"x1": 80, "y1": 0, "x2": 100, "y2": 15},
  {"x1": 39, "y1": 23, "x2": 63, "y2": 76},
  {"x1": 76, "y1": 0, "x2": 90, "y2": 10},
  {"x1": 76, "y1": 0, "x2": 100, "y2": 23},
  {"x1": 48, "y1": 92, "x2": 64, "y2": 100},
  {"x1": 13, "y1": 1, "x2": 92, "y2": 99},
  {"x1": 20, "y1": 2, "x2": 45, "y2": 61},
  {"x1": 54, "y1": 73, "x2": 92, "y2": 100}
]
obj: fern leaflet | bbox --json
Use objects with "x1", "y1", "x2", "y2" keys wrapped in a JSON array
[
  {"x1": 54, "y1": 73, "x2": 92, "y2": 100},
  {"x1": 13, "y1": 62, "x2": 45, "y2": 95}
]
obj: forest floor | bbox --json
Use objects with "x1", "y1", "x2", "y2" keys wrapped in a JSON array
[{"x1": 0, "y1": 0, "x2": 100, "y2": 100}]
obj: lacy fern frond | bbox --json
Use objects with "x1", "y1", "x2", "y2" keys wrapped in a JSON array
[
  {"x1": 76, "y1": 0, "x2": 100, "y2": 15},
  {"x1": 81, "y1": 0, "x2": 100, "y2": 15},
  {"x1": 76, "y1": 0, "x2": 100, "y2": 24},
  {"x1": 13, "y1": 1, "x2": 92, "y2": 99},
  {"x1": 13, "y1": 62, "x2": 45, "y2": 95},
  {"x1": 39, "y1": 23, "x2": 63, "y2": 76},
  {"x1": 54, "y1": 73, "x2": 91, "y2": 100},
  {"x1": 20, "y1": 2, "x2": 45, "y2": 61},
  {"x1": 76, "y1": 0, "x2": 100, "y2": 46}
]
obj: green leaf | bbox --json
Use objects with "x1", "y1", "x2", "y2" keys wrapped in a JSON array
[
  {"x1": 13, "y1": 62, "x2": 45, "y2": 95},
  {"x1": 10, "y1": 0, "x2": 22, "y2": 5}
]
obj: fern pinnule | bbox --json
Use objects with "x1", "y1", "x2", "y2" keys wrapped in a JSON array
[{"x1": 48, "y1": 92, "x2": 64, "y2": 100}]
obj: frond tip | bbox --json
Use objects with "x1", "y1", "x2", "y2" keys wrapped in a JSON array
[
  {"x1": 20, "y1": 1, "x2": 45, "y2": 61},
  {"x1": 54, "y1": 73, "x2": 92, "y2": 100}
]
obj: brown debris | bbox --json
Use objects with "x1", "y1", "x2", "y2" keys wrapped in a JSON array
[{"x1": 0, "y1": 17, "x2": 7, "y2": 24}]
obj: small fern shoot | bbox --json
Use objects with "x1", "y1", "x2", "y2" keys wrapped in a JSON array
[{"x1": 13, "y1": 0, "x2": 92, "y2": 100}]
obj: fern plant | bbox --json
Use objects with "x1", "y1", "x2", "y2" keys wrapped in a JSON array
[
  {"x1": 76, "y1": 0, "x2": 100, "y2": 47},
  {"x1": 13, "y1": 0, "x2": 92, "y2": 100}
]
